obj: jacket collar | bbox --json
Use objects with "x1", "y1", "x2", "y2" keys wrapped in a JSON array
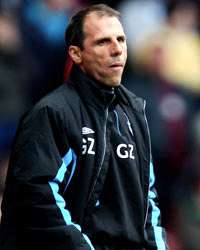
[{"x1": 67, "y1": 65, "x2": 128, "y2": 109}]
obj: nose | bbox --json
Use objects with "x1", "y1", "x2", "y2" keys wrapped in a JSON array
[{"x1": 110, "y1": 40, "x2": 123, "y2": 56}]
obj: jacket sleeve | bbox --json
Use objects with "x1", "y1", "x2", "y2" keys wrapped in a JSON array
[
  {"x1": 3, "y1": 105, "x2": 95, "y2": 250},
  {"x1": 145, "y1": 161, "x2": 169, "y2": 250}
]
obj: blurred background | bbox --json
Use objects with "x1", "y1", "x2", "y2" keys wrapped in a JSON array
[{"x1": 0, "y1": 0, "x2": 200, "y2": 249}]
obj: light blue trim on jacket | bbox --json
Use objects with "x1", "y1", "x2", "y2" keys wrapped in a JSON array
[
  {"x1": 113, "y1": 110, "x2": 121, "y2": 136},
  {"x1": 123, "y1": 112, "x2": 134, "y2": 136},
  {"x1": 149, "y1": 162, "x2": 166, "y2": 250},
  {"x1": 64, "y1": 150, "x2": 77, "y2": 192},
  {"x1": 49, "y1": 148, "x2": 95, "y2": 250}
]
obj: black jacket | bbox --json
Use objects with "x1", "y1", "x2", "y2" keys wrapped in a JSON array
[{"x1": 0, "y1": 66, "x2": 168, "y2": 250}]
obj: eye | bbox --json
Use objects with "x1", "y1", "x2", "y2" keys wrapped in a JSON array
[
  {"x1": 96, "y1": 38, "x2": 110, "y2": 46},
  {"x1": 117, "y1": 36, "x2": 126, "y2": 43}
]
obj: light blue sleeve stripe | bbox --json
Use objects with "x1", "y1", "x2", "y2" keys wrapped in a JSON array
[
  {"x1": 49, "y1": 181, "x2": 73, "y2": 223},
  {"x1": 48, "y1": 148, "x2": 95, "y2": 250},
  {"x1": 64, "y1": 151, "x2": 77, "y2": 192},
  {"x1": 63, "y1": 148, "x2": 74, "y2": 168},
  {"x1": 54, "y1": 148, "x2": 73, "y2": 183},
  {"x1": 149, "y1": 162, "x2": 156, "y2": 199},
  {"x1": 83, "y1": 235, "x2": 95, "y2": 250},
  {"x1": 149, "y1": 162, "x2": 166, "y2": 250}
]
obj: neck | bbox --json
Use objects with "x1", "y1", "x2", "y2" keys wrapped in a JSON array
[{"x1": 73, "y1": 65, "x2": 117, "y2": 92}]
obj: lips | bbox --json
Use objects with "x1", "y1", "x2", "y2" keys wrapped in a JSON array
[{"x1": 110, "y1": 63, "x2": 124, "y2": 68}]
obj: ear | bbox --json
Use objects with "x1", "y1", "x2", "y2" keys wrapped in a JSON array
[{"x1": 68, "y1": 45, "x2": 82, "y2": 64}]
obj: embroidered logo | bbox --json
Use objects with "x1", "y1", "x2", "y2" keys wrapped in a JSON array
[
  {"x1": 82, "y1": 127, "x2": 95, "y2": 155},
  {"x1": 116, "y1": 143, "x2": 135, "y2": 159},
  {"x1": 82, "y1": 127, "x2": 95, "y2": 135}
]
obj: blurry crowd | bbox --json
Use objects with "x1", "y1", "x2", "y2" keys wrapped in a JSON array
[{"x1": 0, "y1": 0, "x2": 200, "y2": 250}]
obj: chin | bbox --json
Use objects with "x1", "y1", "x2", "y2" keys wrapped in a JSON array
[
  {"x1": 112, "y1": 82, "x2": 121, "y2": 87},
  {"x1": 100, "y1": 76, "x2": 122, "y2": 87},
  {"x1": 111, "y1": 78, "x2": 121, "y2": 86}
]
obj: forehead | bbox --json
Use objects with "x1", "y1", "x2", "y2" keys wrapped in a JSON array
[{"x1": 83, "y1": 13, "x2": 125, "y2": 39}]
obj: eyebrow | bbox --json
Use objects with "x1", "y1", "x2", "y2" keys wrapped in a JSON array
[
  {"x1": 95, "y1": 34, "x2": 126, "y2": 43},
  {"x1": 95, "y1": 37, "x2": 111, "y2": 43}
]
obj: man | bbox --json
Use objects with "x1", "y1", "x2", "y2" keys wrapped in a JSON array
[{"x1": 0, "y1": 4, "x2": 169, "y2": 250}]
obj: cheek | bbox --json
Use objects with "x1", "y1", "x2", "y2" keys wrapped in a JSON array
[
  {"x1": 83, "y1": 50, "x2": 102, "y2": 65},
  {"x1": 123, "y1": 47, "x2": 128, "y2": 60},
  {"x1": 81, "y1": 49, "x2": 110, "y2": 74},
  {"x1": 81, "y1": 55, "x2": 102, "y2": 76},
  {"x1": 87, "y1": 56, "x2": 106, "y2": 71}
]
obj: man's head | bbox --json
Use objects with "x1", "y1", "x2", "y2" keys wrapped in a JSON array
[{"x1": 65, "y1": 4, "x2": 127, "y2": 87}]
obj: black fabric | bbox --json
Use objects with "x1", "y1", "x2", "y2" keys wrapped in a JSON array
[
  {"x1": 0, "y1": 65, "x2": 168, "y2": 250},
  {"x1": 83, "y1": 104, "x2": 145, "y2": 246}
]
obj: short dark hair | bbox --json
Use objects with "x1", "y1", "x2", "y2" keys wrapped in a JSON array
[{"x1": 65, "y1": 4, "x2": 120, "y2": 50}]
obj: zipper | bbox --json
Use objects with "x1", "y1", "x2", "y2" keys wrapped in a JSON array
[
  {"x1": 143, "y1": 100, "x2": 151, "y2": 228},
  {"x1": 87, "y1": 95, "x2": 115, "y2": 204}
]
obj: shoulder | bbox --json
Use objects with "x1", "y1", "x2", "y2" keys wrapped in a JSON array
[
  {"x1": 22, "y1": 83, "x2": 80, "y2": 127},
  {"x1": 36, "y1": 83, "x2": 78, "y2": 111}
]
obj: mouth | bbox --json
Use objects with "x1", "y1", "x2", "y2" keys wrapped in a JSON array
[{"x1": 110, "y1": 63, "x2": 124, "y2": 69}]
